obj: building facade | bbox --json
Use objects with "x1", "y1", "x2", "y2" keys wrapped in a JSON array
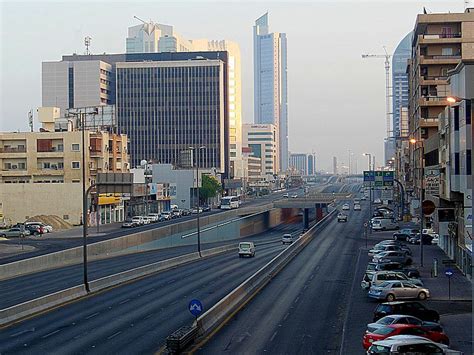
[
  {"x1": 289, "y1": 153, "x2": 308, "y2": 175},
  {"x1": 253, "y1": 13, "x2": 288, "y2": 172},
  {"x1": 242, "y1": 123, "x2": 279, "y2": 179}
]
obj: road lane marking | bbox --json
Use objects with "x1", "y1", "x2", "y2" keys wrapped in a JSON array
[
  {"x1": 85, "y1": 312, "x2": 100, "y2": 319},
  {"x1": 119, "y1": 298, "x2": 131, "y2": 305},
  {"x1": 270, "y1": 331, "x2": 278, "y2": 342},
  {"x1": 144, "y1": 288, "x2": 155, "y2": 294},
  {"x1": 41, "y1": 329, "x2": 61, "y2": 338},
  {"x1": 107, "y1": 331, "x2": 122, "y2": 340},
  {"x1": 9, "y1": 328, "x2": 35, "y2": 337}
]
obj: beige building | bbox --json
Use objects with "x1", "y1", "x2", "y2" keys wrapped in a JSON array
[
  {"x1": 408, "y1": 10, "x2": 474, "y2": 199},
  {"x1": 0, "y1": 109, "x2": 129, "y2": 226},
  {"x1": 242, "y1": 123, "x2": 279, "y2": 179}
]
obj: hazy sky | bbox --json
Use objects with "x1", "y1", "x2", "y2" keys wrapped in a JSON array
[{"x1": 0, "y1": 0, "x2": 467, "y2": 172}]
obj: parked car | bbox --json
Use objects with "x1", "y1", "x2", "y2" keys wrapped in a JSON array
[
  {"x1": 369, "y1": 244, "x2": 411, "y2": 257},
  {"x1": 342, "y1": 203, "x2": 350, "y2": 211},
  {"x1": 181, "y1": 209, "x2": 192, "y2": 216},
  {"x1": 283, "y1": 193, "x2": 289, "y2": 198},
  {"x1": 361, "y1": 195, "x2": 367, "y2": 201},
  {"x1": 372, "y1": 218, "x2": 399, "y2": 231},
  {"x1": 367, "y1": 262, "x2": 420, "y2": 279},
  {"x1": 282, "y1": 233, "x2": 295, "y2": 244},
  {"x1": 367, "y1": 336, "x2": 460, "y2": 355},
  {"x1": 337, "y1": 213, "x2": 348, "y2": 222},
  {"x1": 0, "y1": 228, "x2": 27, "y2": 238},
  {"x1": 25, "y1": 222, "x2": 53, "y2": 233},
  {"x1": 408, "y1": 233, "x2": 433, "y2": 245},
  {"x1": 191, "y1": 207, "x2": 203, "y2": 214},
  {"x1": 366, "y1": 315, "x2": 443, "y2": 334},
  {"x1": 369, "y1": 281, "x2": 430, "y2": 301},
  {"x1": 363, "y1": 324, "x2": 449, "y2": 350},
  {"x1": 354, "y1": 204, "x2": 361, "y2": 211},
  {"x1": 160, "y1": 211, "x2": 172, "y2": 220},
  {"x1": 291, "y1": 194, "x2": 298, "y2": 198},
  {"x1": 202, "y1": 205, "x2": 211, "y2": 212},
  {"x1": 373, "y1": 241, "x2": 412, "y2": 255},
  {"x1": 373, "y1": 251, "x2": 412, "y2": 265},
  {"x1": 373, "y1": 301, "x2": 440, "y2": 323},
  {"x1": 131, "y1": 216, "x2": 144, "y2": 225},
  {"x1": 147, "y1": 213, "x2": 160, "y2": 222},
  {"x1": 141, "y1": 216, "x2": 152, "y2": 224},
  {"x1": 374, "y1": 198, "x2": 382, "y2": 204},
  {"x1": 238, "y1": 242, "x2": 255, "y2": 258},
  {"x1": 122, "y1": 219, "x2": 139, "y2": 228},
  {"x1": 392, "y1": 229, "x2": 419, "y2": 241},
  {"x1": 171, "y1": 210, "x2": 182, "y2": 218},
  {"x1": 362, "y1": 271, "x2": 423, "y2": 290},
  {"x1": 25, "y1": 224, "x2": 45, "y2": 236}
]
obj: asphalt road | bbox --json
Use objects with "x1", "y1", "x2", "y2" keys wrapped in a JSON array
[
  {"x1": 199, "y1": 198, "x2": 369, "y2": 354},
  {"x1": 0, "y1": 221, "x2": 302, "y2": 309},
  {"x1": 0, "y1": 222, "x2": 307, "y2": 354},
  {"x1": 0, "y1": 188, "x2": 303, "y2": 265}
]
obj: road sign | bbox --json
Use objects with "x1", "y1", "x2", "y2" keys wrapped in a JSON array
[
  {"x1": 188, "y1": 299, "x2": 203, "y2": 317},
  {"x1": 445, "y1": 269, "x2": 453, "y2": 277},
  {"x1": 422, "y1": 200, "x2": 436, "y2": 216}
]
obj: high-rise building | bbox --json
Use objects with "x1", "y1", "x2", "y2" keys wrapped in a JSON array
[
  {"x1": 307, "y1": 153, "x2": 316, "y2": 176},
  {"x1": 392, "y1": 32, "x2": 413, "y2": 138},
  {"x1": 253, "y1": 13, "x2": 288, "y2": 172},
  {"x1": 333, "y1": 156, "x2": 338, "y2": 175},
  {"x1": 289, "y1": 153, "x2": 307, "y2": 175},
  {"x1": 242, "y1": 123, "x2": 278, "y2": 178}
]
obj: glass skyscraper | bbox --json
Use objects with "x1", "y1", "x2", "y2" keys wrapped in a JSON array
[{"x1": 253, "y1": 13, "x2": 288, "y2": 172}]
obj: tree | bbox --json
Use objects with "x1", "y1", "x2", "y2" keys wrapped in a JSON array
[{"x1": 199, "y1": 175, "x2": 222, "y2": 203}]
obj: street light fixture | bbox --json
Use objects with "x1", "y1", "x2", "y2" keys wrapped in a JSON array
[
  {"x1": 189, "y1": 145, "x2": 206, "y2": 257},
  {"x1": 446, "y1": 95, "x2": 469, "y2": 104}
]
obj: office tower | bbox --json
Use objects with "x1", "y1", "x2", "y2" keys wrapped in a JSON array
[
  {"x1": 333, "y1": 157, "x2": 338, "y2": 174},
  {"x1": 253, "y1": 13, "x2": 288, "y2": 172},
  {"x1": 289, "y1": 153, "x2": 308, "y2": 175},
  {"x1": 242, "y1": 123, "x2": 279, "y2": 178}
]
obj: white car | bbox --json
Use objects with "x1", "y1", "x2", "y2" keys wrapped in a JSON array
[
  {"x1": 282, "y1": 233, "x2": 295, "y2": 244},
  {"x1": 131, "y1": 216, "x2": 144, "y2": 225},
  {"x1": 342, "y1": 204, "x2": 350, "y2": 211},
  {"x1": 141, "y1": 216, "x2": 152, "y2": 224},
  {"x1": 291, "y1": 194, "x2": 298, "y2": 198},
  {"x1": 337, "y1": 213, "x2": 348, "y2": 222},
  {"x1": 354, "y1": 204, "x2": 361, "y2": 211},
  {"x1": 147, "y1": 213, "x2": 160, "y2": 222},
  {"x1": 367, "y1": 335, "x2": 461, "y2": 354},
  {"x1": 238, "y1": 242, "x2": 255, "y2": 258},
  {"x1": 374, "y1": 198, "x2": 382, "y2": 204},
  {"x1": 283, "y1": 193, "x2": 289, "y2": 198}
]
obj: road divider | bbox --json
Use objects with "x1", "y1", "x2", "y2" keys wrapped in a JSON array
[
  {"x1": 165, "y1": 208, "x2": 337, "y2": 353},
  {"x1": 0, "y1": 244, "x2": 237, "y2": 327}
]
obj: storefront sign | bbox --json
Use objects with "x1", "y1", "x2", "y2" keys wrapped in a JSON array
[{"x1": 424, "y1": 168, "x2": 440, "y2": 196}]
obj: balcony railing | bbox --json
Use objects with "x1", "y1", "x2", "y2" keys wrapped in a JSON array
[
  {"x1": 421, "y1": 54, "x2": 461, "y2": 60},
  {"x1": 421, "y1": 33, "x2": 462, "y2": 39},
  {"x1": 0, "y1": 147, "x2": 26, "y2": 153},
  {"x1": 421, "y1": 75, "x2": 448, "y2": 81},
  {"x1": 37, "y1": 147, "x2": 64, "y2": 153}
]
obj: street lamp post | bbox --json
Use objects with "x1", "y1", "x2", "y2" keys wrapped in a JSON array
[
  {"x1": 189, "y1": 146, "x2": 206, "y2": 257},
  {"x1": 410, "y1": 138, "x2": 425, "y2": 267}
]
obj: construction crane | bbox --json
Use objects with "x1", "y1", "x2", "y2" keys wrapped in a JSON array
[{"x1": 362, "y1": 47, "x2": 392, "y2": 138}]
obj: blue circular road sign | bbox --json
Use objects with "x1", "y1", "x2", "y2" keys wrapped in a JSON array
[
  {"x1": 445, "y1": 269, "x2": 454, "y2": 277},
  {"x1": 188, "y1": 299, "x2": 203, "y2": 317}
]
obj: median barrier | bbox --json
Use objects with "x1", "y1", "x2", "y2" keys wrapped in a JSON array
[{"x1": 0, "y1": 285, "x2": 86, "y2": 326}]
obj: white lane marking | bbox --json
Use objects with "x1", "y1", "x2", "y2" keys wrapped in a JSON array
[
  {"x1": 144, "y1": 288, "x2": 155, "y2": 294},
  {"x1": 41, "y1": 329, "x2": 61, "y2": 339},
  {"x1": 270, "y1": 331, "x2": 278, "y2": 342},
  {"x1": 107, "y1": 331, "x2": 122, "y2": 340},
  {"x1": 283, "y1": 312, "x2": 290, "y2": 321},
  {"x1": 294, "y1": 296, "x2": 300, "y2": 304},
  {"x1": 85, "y1": 312, "x2": 100, "y2": 319},
  {"x1": 9, "y1": 328, "x2": 36, "y2": 338},
  {"x1": 119, "y1": 298, "x2": 130, "y2": 305}
]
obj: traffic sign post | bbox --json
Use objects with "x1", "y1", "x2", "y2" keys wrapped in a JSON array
[
  {"x1": 445, "y1": 269, "x2": 453, "y2": 301},
  {"x1": 188, "y1": 299, "x2": 203, "y2": 321}
]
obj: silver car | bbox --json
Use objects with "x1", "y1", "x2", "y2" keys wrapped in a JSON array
[
  {"x1": 372, "y1": 251, "x2": 412, "y2": 265},
  {"x1": 368, "y1": 244, "x2": 410, "y2": 257},
  {"x1": 368, "y1": 281, "x2": 430, "y2": 301},
  {"x1": 361, "y1": 271, "x2": 423, "y2": 290},
  {"x1": 0, "y1": 228, "x2": 27, "y2": 238}
]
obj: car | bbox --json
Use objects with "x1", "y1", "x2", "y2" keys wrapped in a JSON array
[
  {"x1": 191, "y1": 207, "x2": 204, "y2": 214},
  {"x1": 281, "y1": 233, "x2": 295, "y2": 244},
  {"x1": 0, "y1": 227, "x2": 27, "y2": 238},
  {"x1": 373, "y1": 241, "x2": 412, "y2": 254},
  {"x1": 392, "y1": 229, "x2": 419, "y2": 241},
  {"x1": 181, "y1": 209, "x2": 192, "y2": 216},
  {"x1": 131, "y1": 216, "x2": 145, "y2": 225},
  {"x1": 367, "y1": 336, "x2": 460, "y2": 355},
  {"x1": 337, "y1": 213, "x2": 348, "y2": 222},
  {"x1": 283, "y1": 193, "x2": 289, "y2": 198},
  {"x1": 160, "y1": 211, "x2": 172, "y2": 220},
  {"x1": 374, "y1": 198, "x2": 382, "y2": 204},
  {"x1": 361, "y1": 195, "x2": 367, "y2": 201},
  {"x1": 24, "y1": 224, "x2": 45, "y2": 236},
  {"x1": 372, "y1": 219, "x2": 399, "y2": 231},
  {"x1": 369, "y1": 281, "x2": 430, "y2": 301},
  {"x1": 342, "y1": 203, "x2": 350, "y2": 211},
  {"x1": 25, "y1": 222, "x2": 53, "y2": 233},
  {"x1": 366, "y1": 314, "x2": 443, "y2": 334},
  {"x1": 363, "y1": 324, "x2": 449, "y2": 350},
  {"x1": 354, "y1": 204, "x2": 361, "y2": 211},
  {"x1": 362, "y1": 271, "x2": 423, "y2": 290},
  {"x1": 369, "y1": 244, "x2": 411, "y2": 257},
  {"x1": 373, "y1": 251, "x2": 412, "y2": 265},
  {"x1": 147, "y1": 213, "x2": 160, "y2": 222},
  {"x1": 431, "y1": 234, "x2": 439, "y2": 245},
  {"x1": 141, "y1": 216, "x2": 152, "y2": 224},
  {"x1": 202, "y1": 205, "x2": 211, "y2": 212},
  {"x1": 122, "y1": 219, "x2": 139, "y2": 228},
  {"x1": 373, "y1": 301, "x2": 440, "y2": 323},
  {"x1": 171, "y1": 210, "x2": 182, "y2": 218},
  {"x1": 238, "y1": 242, "x2": 255, "y2": 257},
  {"x1": 408, "y1": 233, "x2": 433, "y2": 245},
  {"x1": 366, "y1": 262, "x2": 420, "y2": 279},
  {"x1": 291, "y1": 194, "x2": 298, "y2": 198}
]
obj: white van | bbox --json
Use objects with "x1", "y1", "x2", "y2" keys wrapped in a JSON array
[
  {"x1": 238, "y1": 242, "x2": 255, "y2": 258},
  {"x1": 372, "y1": 218, "x2": 399, "y2": 231}
]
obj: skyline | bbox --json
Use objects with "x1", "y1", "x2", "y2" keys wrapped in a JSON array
[{"x1": 0, "y1": 1, "x2": 467, "y2": 171}]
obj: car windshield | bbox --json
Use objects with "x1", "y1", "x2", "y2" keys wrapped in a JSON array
[
  {"x1": 372, "y1": 326, "x2": 395, "y2": 335},
  {"x1": 367, "y1": 344, "x2": 391, "y2": 355}
]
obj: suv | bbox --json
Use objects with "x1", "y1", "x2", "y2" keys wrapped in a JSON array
[
  {"x1": 373, "y1": 301, "x2": 440, "y2": 322},
  {"x1": 337, "y1": 213, "x2": 348, "y2": 222},
  {"x1": 238, "y1": 242, "x2": 255, "y2": 258},
  {"x1": 282, "y1": 233, "x2": 295, "y2": 244}
]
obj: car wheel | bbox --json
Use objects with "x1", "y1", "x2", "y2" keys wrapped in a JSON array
[
  {"x1": 418, "y1": 291, "x2": 427, "y2": 300},
  {"x1": 386, "y1": 293, "x2": 396, "y2": 302}
]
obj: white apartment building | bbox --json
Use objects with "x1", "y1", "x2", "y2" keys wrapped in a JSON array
[{"x1": 243, "y1": 123, "x2": 279, "y2": 179}]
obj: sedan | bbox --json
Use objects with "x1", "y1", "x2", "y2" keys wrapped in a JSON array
[
  {"x1": 291, "y1": 194, "x2": 298, "y2": 198},
  {"x1": 362, "y1": 324, "x2": 449, "y2": 350},
  {"x1": 369, "y1": 245, "x2": 410, "y2": 257},
  {"x1": 368, "y1": 281, "x2": 430, "y2": 301},
  {"x1": 408, "y1": 233, "x2": 433, "y2": 245},
  {"x1": 393, "y1": 229, "x2": 418, "y2": 241},
  {"x1": 373, "y1": 251, "x2": 412, "y2": 265},
  {"x1": 122, "y1": 219, "x2": 139, "y2": 228},
  {"x1": 342, "y1": 204, "x2": 350, "y2": 211},
  {"x1": 366, "y1": 314, "x2": 443, "y2": 334},
  {"x1": 26, "y1": 222, "x2": 53, "y2": 233},
  {"x1": 0, "y1": 228, "x2": 27, "y2": 238}
]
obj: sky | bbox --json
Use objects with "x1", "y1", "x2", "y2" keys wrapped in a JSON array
[{"x1": 0, "y1": 0, "x2": 467, "y2": 172}]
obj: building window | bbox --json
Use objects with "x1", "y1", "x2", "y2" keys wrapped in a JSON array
[
  {"x1": 453, "y1": 107, "x2": 459, "y2": 131},
  {"x1": 72, "y1": 144, "x2": 80, "y2": 151},
  {"x1": 57, "y1": 144, "x2": 64, "y2": 152},
  {"x1": 72, "y1": 161, "x2": 80, "y2": 169},
  {"x1": 466, "y1": 100, "x2": 471, "y2": 125},
  {"x1": 467, "y1": 150, "x2": 472, "y2": 176},
  {"x1": 72, "y1": 179, "x2": 80, "y2": 183},
  {"x1": 454, "y1": 153, "x2": 460, "y2": 175}
]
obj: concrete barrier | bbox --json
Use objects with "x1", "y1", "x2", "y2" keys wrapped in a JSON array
[
  {"x1": 0, "y1": 243, "x2": 237, "y2": 327},
  {"x1": 0, "y1": 285, "x2": 87, "y2": 326},
  {"x1": 194, "y1": 209, "x2": 336, "y2": 339}
]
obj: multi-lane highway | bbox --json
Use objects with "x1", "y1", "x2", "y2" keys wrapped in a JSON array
[
  {"x1": 199, "y1": 196, "x2": 368, "y2": 354},
  {"x1": 0, "y1": 223, "x2": 304, "y2": 354}
]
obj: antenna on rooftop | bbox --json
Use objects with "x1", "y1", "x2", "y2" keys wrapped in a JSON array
[{"x1": 84, "y1": 36, "x2": 92, "y2": 55}]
